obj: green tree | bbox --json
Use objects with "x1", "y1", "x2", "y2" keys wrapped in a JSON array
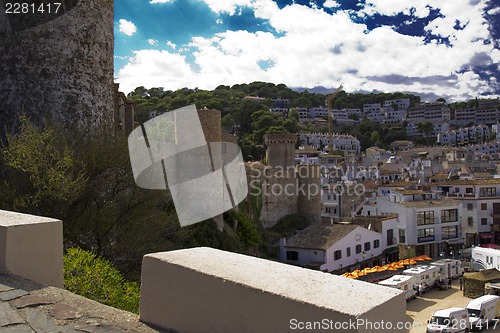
[
  {"x1": 288, "y1": 108, "x2": 300, "y2": 122},
  {"x1": 221, "y1": 114, "x2": 236, "y2": 133},
  {"x1": 348, "y1": 113, "x2": 360, "y2": 121},
  {"x1": 416, "y1": 121, "x2": 434, "y2": 137},
  {"x1": 293, "y1": 97, "x2": 312, "y2": 108},
  {"x1": 370, "y1": 130, "x2": 381, "y2": 147},
  {"x1": 0, "y1": 116, "x2": 180, "y2": 278}
]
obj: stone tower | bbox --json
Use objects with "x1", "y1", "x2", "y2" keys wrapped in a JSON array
[
  {"x1": 0, "y1": 0, "x2": 114, "y2": 140},
  {"x1": 297, "y1": 164, "x2": 321, "y2": 224},
  {"x1": 264, "y1": 133, "x2": 297, "y2": 168}
]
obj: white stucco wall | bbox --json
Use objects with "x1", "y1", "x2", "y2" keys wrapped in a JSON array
[
  {"x1": 140, "y1": 247, "x2": 407, "y2": 333},
  {"x1": 321, "y1": 226, "x2": 383, "y2": 272},
  {"x1": 0, "y1": 210, "x2": 63, "y2": 288}
]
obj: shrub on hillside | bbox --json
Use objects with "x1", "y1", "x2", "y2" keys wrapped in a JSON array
[{"x1": 63, "y1": 247, "x2": 139, "y2": 314}]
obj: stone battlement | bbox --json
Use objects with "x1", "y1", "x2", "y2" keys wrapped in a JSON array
[{"x1": 264, "y1": 133, "x2": 298, "y2": 144}]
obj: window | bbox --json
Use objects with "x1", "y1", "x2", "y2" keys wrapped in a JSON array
[
  {"x1": 364, "y1": 242, "x2": 371, "y2": 251},
  {"x1": 480, "y1": 187, "x2": 496, "y2": 197},
  {"x1": 346, "y1": 247, "x2": 351, "y2": 257},
  {"x1": 441, "y1": 226, "x2": 458, "y2": 239},
  {"x1": 417, "y1": 228, "x2": 434, "y2": 237},
  {"x1": 374, "y1": 240, "x2": 380, "y2": 248},
  {"x1": 467, "y1": 203, "x2": 473, "y2": 211},
  {"x1": 481, "y1": 203, "x2": 488, "y2": 211},
  {"x1": 441, "y1": 209, "x2": 458, "y2": 222},
  {"x1": 334, "y1": 250, "x2": 342, "y2": 260},
  {"x1": 387, "y1": 229, "x2": 394, "y2": 246},
  {"x1": 468, "y1": 217, "x2": 474, "y2": 226},
  {"x1": 286, "y1": 251, "x2": 299, "y2": 261},
  {"x1": 417, "y1": 211, "x2": 435, "y2": 225},
  {"x1": 399, "y1": 230, "x2": 406, "y2": 243},
  {"x1": 481, "y1": 218, "x2": 488, "y2": 225},
  {"x1": 356, "y1": 244, "x2": 362, "y2": 254},
  {"x1": 466, "y1": 187, "x2": 474, "y2": 194}
]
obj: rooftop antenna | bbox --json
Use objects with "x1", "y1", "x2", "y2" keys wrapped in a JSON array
[{"x1": 326, "y1": 85, "x2": 343, "y2": 153}]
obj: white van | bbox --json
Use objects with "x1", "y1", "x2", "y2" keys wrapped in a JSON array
[
  {"x1": 427, "y1": 308, "x2": 469, "y2": 333},
  {"x1": 466, "y1": 295, "x2": 500, "y2": 331},
  {"x1": 378, "y1": 275, "x2": 417, "y2": 301}
]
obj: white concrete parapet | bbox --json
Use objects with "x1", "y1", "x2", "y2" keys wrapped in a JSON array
[
  {"x1": 0, "y1": 210, "x2": 63, "y2": 288},
  {"x1": 140, "y1": 247, "x2": 407, "y2": 333}
]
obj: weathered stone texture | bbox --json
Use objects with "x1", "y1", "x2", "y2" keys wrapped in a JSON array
[{"x1": 0, "y1": 0, "x2": 114, "y2": 140}]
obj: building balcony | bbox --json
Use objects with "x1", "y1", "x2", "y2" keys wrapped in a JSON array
[{"x1": 445, "y1": 193, "x2": 475, "y2": 198}]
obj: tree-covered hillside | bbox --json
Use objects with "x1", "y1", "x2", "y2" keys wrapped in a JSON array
[{"x1": 127, "y1": 81, "x2": 423, "y2": 151}]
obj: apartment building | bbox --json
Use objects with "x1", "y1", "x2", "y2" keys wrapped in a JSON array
[
  {"x1": 363, "y1": 189, "x2": 462, "y2": 258},
  {"x1": 296, "y1": 107, "x2": 310, "y2": 122},
  {"x1": 322, "y1": 184, "x2": 340, "y2": 219},
  {"x1": 407, "y1": 122, "x2": 450, "y2": 137},
  {"x1": 383, "y1": 98, "x2": 410, "y2": 111},
  {"x1": 452, "y1": 99, "x2": 499, "y2": 126},
  {"x1": 407, "y1": 102, "x2": 451, "y2": 124},
  {"x1": 269, "y1": 107, "x2": 289, "y2": 117},
  {"x1": 435, "y1": 179, "x2": 500, "y2": 246},
  {"x1": 437, "y1": 125, "x2": 491, "y2": 145},
  {"x1": 299, "y1": 132, "x2": 361, "y2": 155},
  {"x1": 309, "y1": 106, "x2": 329, "y2": 119}
]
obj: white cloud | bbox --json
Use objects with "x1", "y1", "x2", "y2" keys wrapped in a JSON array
[
  {"x1": 116, "y1": 50, "x2": 195, "y2": 93},
  {"x1": 116, "y1": 1, "x2": 499, "y2": 101},
  {"x1": 323, "y1": 0, "x2": 340, "y2": 9},
  {"x1": 166, "y1": 40, "x2": 177, "y2": 50},
  {"x1": 216, "y1": 18, "x2": 223, "y2": 25},
  {"x1": 148, "y1": 39, "x2": 159, "y2": 46},
  {"x1": 118, "y1": 19, "x2": 137, "y2": 36},
  {"x1": 200, "y1": 0, "x2": 252, "y2": 15},
  {"x1": 149, "y1": 0, "x2": 175, "y2": 4}
]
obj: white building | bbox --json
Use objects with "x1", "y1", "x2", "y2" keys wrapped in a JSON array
[
  {"x1": 269, "y1": 107, "x2": 289, "y2": 118},
  {"x1": 299, "y1": 132, "x2": 361, "y2": 155},
  {"x1": 309, "y1": 106, "x2": 329, "y2": 119},
  {"x1": 435, "y1": 179, "x2": 500, "y2": 246},
  {"x1": 452, "y1": 99, "x2": 499, "y2": 126},
  {"x1": 407, "y1": 102, "x2": 451, "y2": 124},
  {"x1": 280, "y1": 223, "x2": 385, "y2": 272},
  {"x1": 322, "y1": 184, "x2": 340, "y2": 219},
  {"x1": 363, "y1": 189, "x2": 462, "y2": 258},
  {"x1": 296, "y1": 107, "x2": 311, "y2": 122},
  {"x1": 383, "y1": 98, "x2": 410, "y2": 111},
  {"x1": 437, "y1": 125, "x2": 491, "y2": 146},
  {"x1": 407, "y1": 122, "x2": 450, "y2": 137}
]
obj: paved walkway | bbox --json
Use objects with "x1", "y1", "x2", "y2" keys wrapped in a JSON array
[
  {"x1": 0, "y1": 274, "x2": 173, "y2": 333},
  {"x1": 406, "y1": 279, "x2": 500, "y2": 333}
]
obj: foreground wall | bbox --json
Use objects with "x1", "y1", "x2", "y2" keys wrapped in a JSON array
[
  {"x1": 140, "y1": 247, "x2": 408, "y2": 333},
  {"x1": 0, "y1": 210, "x2": 63, "y2": 288}
]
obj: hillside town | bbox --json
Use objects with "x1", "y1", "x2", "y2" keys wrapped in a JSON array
[{"x1": 248, "y1": 96, "x2": 500, "y2": 270}]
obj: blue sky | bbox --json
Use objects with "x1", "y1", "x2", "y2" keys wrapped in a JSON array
[{"x1": 114, "y1": 0, "x2": 499, "y2": 102}]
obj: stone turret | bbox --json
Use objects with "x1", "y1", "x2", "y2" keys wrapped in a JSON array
[{"x1": 264, "y1": 133, "x2": 297, "y2": 168}]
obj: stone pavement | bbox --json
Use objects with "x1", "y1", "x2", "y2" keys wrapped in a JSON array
[
  {"x1": 0, "y1": 274, "x2": 174, "y2": 333},
  {"x1": 406, "y1": 279, "x2": 500, "y2": 333}
]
